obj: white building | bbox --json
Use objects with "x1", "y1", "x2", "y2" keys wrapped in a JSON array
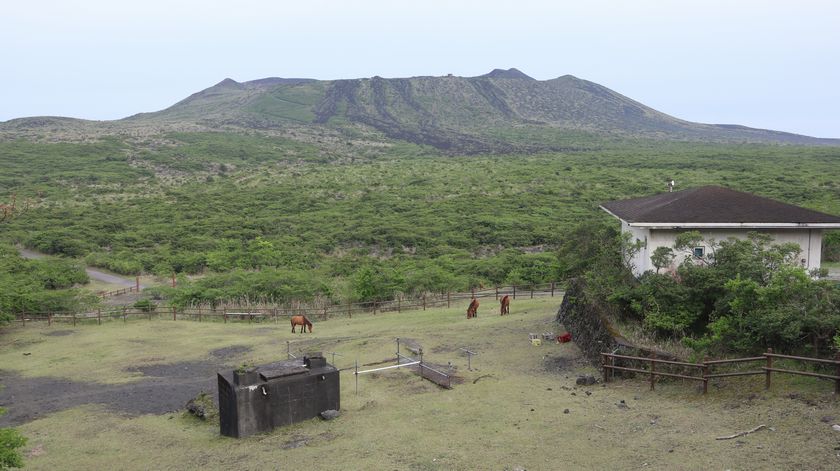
[{"x1": 600, "y1": 186, "x2": 840, "y2": 276}]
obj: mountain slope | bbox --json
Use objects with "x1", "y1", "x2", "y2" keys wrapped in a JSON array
[{"x1": 2, "y1": 69, "x2": 837, "y2": 152}]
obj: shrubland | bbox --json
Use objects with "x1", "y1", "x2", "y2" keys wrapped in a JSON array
[{"x1": 1, "y1": 132, "x2": 839, "y2": 309}]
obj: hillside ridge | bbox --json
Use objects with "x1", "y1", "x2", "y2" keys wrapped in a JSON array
[{"x1": 2, "y1": 69, "x2": 838, "y2": 151}]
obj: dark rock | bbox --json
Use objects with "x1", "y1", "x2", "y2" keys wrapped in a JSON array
[
  {"x1": 576, "y1": 375, "x2": 597, "y2": 386},
  {"x1": 563, "y1": 409, "x2": 570, "y2": 414},
  {"x1": 186, "y1": 392, "x2": 217, "y2": 420},
  {"x1": 820, "y1": 415, "x2": 835, "y2": 423},
  {"x1": 585, "y1": 391, "x2": 592, "y2": 396},
  {"x1": 319, "y1": 409, "x2": 340, "y2": 420},
  {"x1": 617, "y1": 400, "x2": 629, "y2": 410}
]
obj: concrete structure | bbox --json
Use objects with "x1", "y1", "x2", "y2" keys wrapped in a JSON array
[
  {"x1": 218, "y1": 354, "x2": 340, "y2": 438},
  {"x1": 600, "y1": 186, "x2": 840, "y2": 276}
]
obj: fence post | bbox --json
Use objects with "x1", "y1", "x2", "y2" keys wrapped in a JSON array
[
  {"x1": 513, "y1": 285, "x2": 516, "y2": 300},
  {"x1": 765, "y1": 348, "x2": 773, "y2": 390},
  {"x1": 72, "y1": 312, "x2": 76, "y2": 327},
  {"x1": 419, "y1": 348, "x2": 424, "y2": 380},
  {"x1": 355, "y1": 359, "x2": 359, "y2": 395},
  {"x1": 21, "y1": 314, "x2": 25, "y2": 327},
  {"x1": 197, "y1": 306, "x2": 202, "y2": 322},
  {"x1": 447, "y1": 291, "x2": 450, "y2": 308},
  {"x1": 97, "y1": 309, "x2": 101, "y2": 325},
  {"x1": 48, "y1": 313, "x2": 52, "y2": 326},
  {"x1": 602, "y1": 354, "x2": 609, "y2": 383},
  {"x1": 471, "y1": 287, "x2": 475, "y2": 298},
  {"x1": 702, "y1": 357, "x2": 709, "y2": 395},
  {"x1": 323, "y1": 306, "x2": 328, "y2": 321},
  {"x1": 123, "y1": 307, "x2": 127, "y2": 323},
  {"x1": 422, "y1": 294, "x2": 426, "y2": 311},
  {"x1": 835, "y1": 352, "x2": 840, "y2": 395},
  {"x1": 495, "y1": 287, "x2": 499, "y2": 300},
  {"x1": 173, "y1": 306, "x2": 177, "y2": 321},
  {"x1": 551, "y1": 282, "x2": 555, "y2": 297},
  {"x1": 347, "y1": 300, "x2": 352, "y2": 319},
  {"x1": 649, "y1": 352, "x2": 656, "y2": 391},
  {"x1": 224, "y1": 309, "x2": 227, "y2": 323},
  {"x1": 396, "y1": 338, "x2": 400, "y2": 365},
  {"x1": 530, "y1": 286, "x2": 534, "y2": 299},
  {"x1": 397, "y1": 295, "x2": 401, "y2": 313},
  {"x1": 373, "y1": 301, "x2": 377, "y2": 315}
]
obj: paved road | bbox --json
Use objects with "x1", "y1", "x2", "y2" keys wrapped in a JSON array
[{"x1": 17, "y1": 247, "x2": 142, "y2": 288}]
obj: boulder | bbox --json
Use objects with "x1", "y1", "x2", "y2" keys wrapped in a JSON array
[
  {"x1": 576, "y1": 374, "x2": 597, "y2": 386},
  {"x1": 320, "y1": 409, "x2": 341, "y2": 420}
]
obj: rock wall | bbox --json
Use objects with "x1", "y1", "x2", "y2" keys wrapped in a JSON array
[
  {"x1": 555, "y1": 278, "x2": 631, "y2": 365},
  {"x1": 557, "y1": 278, "x2": 681, "y2": 368}
]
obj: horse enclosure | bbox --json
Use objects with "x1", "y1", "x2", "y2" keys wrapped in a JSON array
[{"x1": 9, "y1": 282, "x2": 563, "y2": 328}]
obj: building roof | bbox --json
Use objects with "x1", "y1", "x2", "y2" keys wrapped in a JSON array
[{"x1": 600, "y1": 186, "x2": 840, "y2": 227}]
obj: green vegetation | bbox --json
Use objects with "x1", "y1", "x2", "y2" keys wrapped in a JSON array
[
  {"x1": 0, "y1": 244, "x2": 93, "y2": 318},
  {"x1": 0, "y1": 409, "x2": 26, "y2": 470},
  {"x1": 561, "y1": 223, "x2": 840, "y2": 357},
  {"x1": 2, "y1": 132, "x2": 839, "y2": 308}
]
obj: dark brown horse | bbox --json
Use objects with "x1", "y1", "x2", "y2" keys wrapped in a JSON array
[
  {"x1": 499, "y1": 295, "x2": 510, "y2": 315},
  {"x1": 290, "y1": 315, "x2": 313, "y2": 333},
  {"x1": 466, "y1": 298, "x2": 479, "y2": 319}
]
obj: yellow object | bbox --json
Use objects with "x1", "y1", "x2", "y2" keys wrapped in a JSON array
[{"x1": 531, "y1": 338, "x2": 542, "y2": 346}]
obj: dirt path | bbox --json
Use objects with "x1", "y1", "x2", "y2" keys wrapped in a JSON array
[{"x1": 17, "y1": 247, "x2": 143, "y2": 289}]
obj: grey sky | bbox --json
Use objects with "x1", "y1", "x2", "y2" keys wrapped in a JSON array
[{"x1": 2, "y1": 0, "x2": 838, "y2": 138}]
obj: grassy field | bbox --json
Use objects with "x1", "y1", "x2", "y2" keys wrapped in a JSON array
[{"x1": 2, "y1": 298, "x2": 840, "y2": 470}]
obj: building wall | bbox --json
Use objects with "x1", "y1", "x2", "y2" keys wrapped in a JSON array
[{"x1": 622, "y1": 225, "x2": 823, "y2": 276}]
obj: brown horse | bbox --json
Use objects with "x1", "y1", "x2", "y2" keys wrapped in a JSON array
[
  {"x1": 466, "y1": 298, "x2": 479, "y2": 319},
  {"x1": 499, "y1": 295, "x2": 510, "y2": 315},
  {"x1": 290, "y1": 315, "x2": 313, "y2": 333}
]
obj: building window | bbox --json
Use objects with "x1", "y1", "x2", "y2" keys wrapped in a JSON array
[{"x1": 693, "y1": 247, "x2": 705, "y2": 258}]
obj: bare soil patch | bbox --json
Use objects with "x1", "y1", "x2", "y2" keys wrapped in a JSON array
[
  {"x1": 41, "y1": 330, "x2": 75, "y2": 337},
  {"x1": 209, "y1": 344, "x2": 252, "y2": 359},
  {"x1": 0, "y1": 358, "x2": 229, "y2": 427},
  {"x1": 124, "y1": 360, "x2": 219, "y2": 378}
]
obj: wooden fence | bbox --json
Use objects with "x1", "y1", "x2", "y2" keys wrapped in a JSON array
[
  {"x1": 97, "y1": 277, "x2": 142, "y2": 298},
  {"x1": 10, "y1": 282, "x2": 564, "y2": 327},
  {"x1": 601, "y1": 348, "x2": 840, "y2": 395}
]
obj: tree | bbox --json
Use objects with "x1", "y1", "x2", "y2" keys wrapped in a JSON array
[{"x1": 650, "y1": 246, "x2": 675, "y2": 273}]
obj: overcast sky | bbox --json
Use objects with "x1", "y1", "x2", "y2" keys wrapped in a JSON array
[{"x1": 2, "y1": 0, "x2": 838, "y2": 137}]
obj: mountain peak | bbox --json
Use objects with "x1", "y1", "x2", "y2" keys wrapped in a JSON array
[
  {"x1": 214, "y1": 78, "x2": 242, "y2": 89},
  {"x1": 479, "y1": 68, "x2": 534, "y2": 80}
]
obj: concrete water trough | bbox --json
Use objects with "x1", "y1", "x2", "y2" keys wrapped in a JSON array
[{"x1": 217, "y1": 353, "x2": 340, "y2": 438}]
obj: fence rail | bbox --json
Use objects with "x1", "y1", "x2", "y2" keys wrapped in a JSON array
[
  {"x1": 9, "y1": 282, "x2": 564, "y2": 327},
  {"x1": 602, "y1": 348, "x2": 840, "y2": 395}
]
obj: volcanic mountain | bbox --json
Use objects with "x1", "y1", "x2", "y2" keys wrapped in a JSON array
[{"x1": 2, "y1": 68, "x2": 836, "y2": 152}]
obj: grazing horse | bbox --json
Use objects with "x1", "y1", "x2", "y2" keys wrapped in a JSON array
[
  {"x1": 499, "y1": 295, "x2": 510, "y2": 315},
  {"x1": 466, "y1": 298, "x2": 479, "y2": 319},
  {"x1": 290, "y1": 315, "x2": 313, "y2": 333}
]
